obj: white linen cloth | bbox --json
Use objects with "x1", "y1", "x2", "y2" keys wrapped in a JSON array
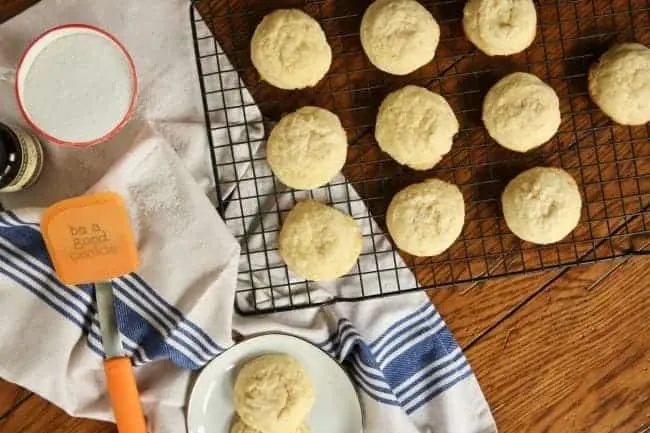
[{"x1": 0, "y1": 1, "x2": 497, "y2": 433}]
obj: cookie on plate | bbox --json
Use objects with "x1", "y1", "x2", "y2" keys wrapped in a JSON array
[
  {"x1": 588, "y1": 42, "x2": 650, "y2": 125},
  {"x1": 387, "y1": 179, "x2": 465, "y2": 256},
  {"x1": 463, "y1": 0, "x2": 537, "y2": 56},
  {"x1": 375, "y1": 85, "x2": 458, "y2": 170},
  {"x1": 502, "y1": 167, "x2": 582, "y2": 245},
  {"x1": 279, "y1": 200, "x2": 362, "y2": 281},
  {"x1": 251, "y1": 9, "x2": 331, "y2": 89},
  {"x1": 267, "y1": 106, "x2": 347, "y2": 190},
  {"x1": 360, "y1": 0, "x2": 440, "y2": 75},
  {"x1": 483, "y1": 72, "x2": 561, "y2": 152},
  {"x1": 234, "y1": 354, "x2": 315, "y2": 433}
]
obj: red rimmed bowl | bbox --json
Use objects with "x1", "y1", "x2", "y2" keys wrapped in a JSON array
[{"x1": 15, "y1": 24, "x2": 138, "y2": 147}]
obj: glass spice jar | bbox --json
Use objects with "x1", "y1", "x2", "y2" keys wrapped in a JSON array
[{"x1": 0, "y1": 122, "x2": 44, "y2": 193}]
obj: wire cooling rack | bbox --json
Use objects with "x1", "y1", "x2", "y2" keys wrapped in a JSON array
[{"x1": 190, "y1": 0, "x2": 650, "y2": 315}]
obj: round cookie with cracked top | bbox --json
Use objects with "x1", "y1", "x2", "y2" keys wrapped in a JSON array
[
  {"x1": 251, "y1": 9, "x2": 332, "y2": 90},
  {"x1": 360, "y1": 0, "x2": 440, "y2": 75},
  {"x1": 463, "y1": 0, "x2": 537, "y2": 56},
  {"x1": 588, "y1": 42, "x2": 650, "y2": 125},
  {"x1": 279, "y1": 200, "x2": 362, "y2": 281},
  {"x1": 502, "y1": 167, "x2": 582, "y2": 245},
  {"x1": 375, "y1": 85, "x2": 458, "y2": 170},
  {"x1": 234, "y1": 354, "x2": 315, "y2": 433},
  {"x1": 482, "y1": 72, "x2": 561, "y2": 152},
  {"x1": 266, "y1": 106, "x2": 347, "y2": 190},
  {"x1": 387, "y1": 179, "x2": 465, "y2": 257}
]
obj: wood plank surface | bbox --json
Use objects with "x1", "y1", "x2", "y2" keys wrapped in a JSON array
[
  {"x1": 0, "y1": 0, "x2": 38, "y2": 23},
  {"x1": 429, "y1": 270, "x2": 561, "y2": 347},
  {"x1": 0, "y1": 392, "x2": 115, "y2": 433},
  {"x1": 465, "y1": 257, "x2": 650, "y2": 433},
  {"x1": 0, "y1": 379, "x2": 30, "y2": 422},
  {"x1": 1, "y1": 1, "x2": 649, "y2": 433}
]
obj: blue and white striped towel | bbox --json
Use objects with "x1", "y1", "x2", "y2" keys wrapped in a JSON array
[{"x1": 0, "y1": 1, "x2": 496, "y2": 432}]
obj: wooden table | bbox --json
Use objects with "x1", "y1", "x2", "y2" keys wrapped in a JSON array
[{"x1": 1, "y1": 1, "x2": 649, "y2": 432}]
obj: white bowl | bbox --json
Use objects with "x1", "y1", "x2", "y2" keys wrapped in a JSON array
[{"x1": 15, "y1": 24, "x2": 138, "y2": 147}]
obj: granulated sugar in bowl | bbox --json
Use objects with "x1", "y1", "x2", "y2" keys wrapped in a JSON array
[{"x1": 15, "y1": 24, "x2": 137, "y2": 147}]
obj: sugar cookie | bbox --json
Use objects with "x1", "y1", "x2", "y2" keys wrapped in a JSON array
[
  {"x1": 588, "y1": 43, "x2": 650, "y2": 125},
  {"x1": 251, "y1": 9, "x2": 331, "y2": 89},
  {"x1": 387, "y1": 179, "x2": 465, "y2": 256},
  {"x1": 234, "y1": 354, "x2": 315, "y2": 433},
  {"x1": 360, "y1": 0, "x2": 440, "y2": 75},
  {"x1": 279, "y1": 200, "x2": 362, "y2": 281},
  {"x1": 502, "y1": 167, "x2": 582, "y2": 245},
  {"x1": 463, "y1": 0, "x2": 537, "y2": 56},
  {"x1": 375, "y1": 85, "x2": 458, "y2": 170},
  {"x1": 483, "y1": 72, "x2": 561, "y2": 152},
  {"x1": 267, "y1": 106, "x2": 347, "y2": 190}
]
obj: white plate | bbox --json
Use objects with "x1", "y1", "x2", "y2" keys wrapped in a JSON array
[{"x1": 187, "y1": 333, "x2": 363, "y2": 433}]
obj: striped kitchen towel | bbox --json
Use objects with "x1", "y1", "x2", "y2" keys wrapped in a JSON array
[
  {"x1": 0, "y1": 0, "x2": 496, "y2": 432},
  {"x1": 0, "y1": 133, "x2": 495, "y2": 433}
]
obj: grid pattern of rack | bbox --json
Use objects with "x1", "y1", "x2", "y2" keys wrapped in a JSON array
[{"x1": 191, "y1": 0, "x2": 650, "y2": 315}]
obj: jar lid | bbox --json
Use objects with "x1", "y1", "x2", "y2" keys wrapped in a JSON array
[
  {"x1": 0, "y1": 123, "x2": 21, "y2": 189},
  {"x1": 0, "y1": 123, "x2": 10, "y2": 169}
]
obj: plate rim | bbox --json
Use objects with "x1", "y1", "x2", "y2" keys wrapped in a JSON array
[{"x1": 186, "y1": 332, "x2": 363, "y2": 433}]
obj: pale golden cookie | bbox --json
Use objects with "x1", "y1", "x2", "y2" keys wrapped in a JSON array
[
  {"x1": 234, "y1": 354, "x2": 315, "y2": 433},
  {"x1": 387, "y1": 179, "x2": 465, "y2": 256},
  {"x1": 483, "y1": 72, "x2": 561, "y2": 152},
  {"x1": 375, "y1": 86, "x2": 458, "y2": 170},
  {"x1": 588, "y1": 43, "x2": 650, "y2": 125},
  {"x1": 251, "y1": 9, "x2": 331, "y2": 89},
  {"x1": 502, "y1": 167, "x2": 582, "y2": 245},
  {"x1": 267, "y1": 106, "x2": 347, "y2": 190},
  {"x1": 360, "y1": 0, "x2": 440, "y2": 75},
  {"x1": 279, "y1": 200, "x2": 362, "y2": 281},
  {"x1": 463, "y1": 0, "x2": 537, "y2": 56}
]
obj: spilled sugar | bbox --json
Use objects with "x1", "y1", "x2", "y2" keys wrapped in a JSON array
[{"x1": 22, "y1": 32, "x2": 134, "y2": 143}]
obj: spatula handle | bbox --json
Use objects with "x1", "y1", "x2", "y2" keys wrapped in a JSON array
[{"x1": 104, "y1": 357, "x2": 148, "y2": 433}]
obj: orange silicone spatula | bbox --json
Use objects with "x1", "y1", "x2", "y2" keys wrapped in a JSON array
[{"x1": 41, "y1": 192, "x2": 147, "y2": 433}]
